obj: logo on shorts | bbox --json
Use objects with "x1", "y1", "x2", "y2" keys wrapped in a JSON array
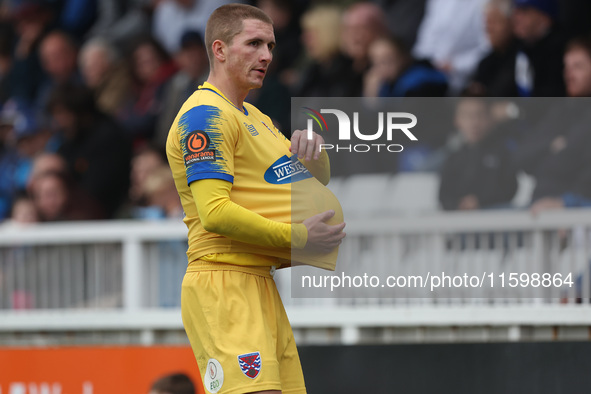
[
  {"x1": 184, "y1": 130, "x2": 216, "y2": 165},
  {"x1": 238, "y1": 352, "x2": 261, "y2": 379},
  {"x1": 204, "y1": 358, "x2": 224, "y2": 393},
  {"x1": 209, "y1": 362, "x2": 217, "y2": 379}
]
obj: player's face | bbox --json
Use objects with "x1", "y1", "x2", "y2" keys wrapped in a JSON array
[{"x1": 225, "y1": 19, "x2": 275, "y2": 91}]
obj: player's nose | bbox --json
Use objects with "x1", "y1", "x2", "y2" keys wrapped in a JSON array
[{"x1": 260, "y1": 47, "x2": 272, "y2": 63}]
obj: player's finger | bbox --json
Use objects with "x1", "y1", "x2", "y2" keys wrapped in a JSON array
[
  {"x1": 295, "y1": 130, "x2": 308, "y2": 159},
  {"x1": 326, "y1": 230, "x2": 346, "y2": 243},
  {"x1": 290, "y1": 130, "x2": 302, "y2": 156},
  {"x1": 317, "y1": 210, "x2": 336, "y2": 222},
  {"x1": 325, "y1": 221, "x2": 346, "y2": 233},
  {"x1": 313, "y1": 134, "x2": 324, "y2": 160},
  {"x1": 320, "y1": 237, "x2": 344, "y2": 252},
  {"x1": 293, "y1": 129, "x2": 306, "y2": 155},
  {"x1": 305, "y1": 134, "x2": 316, "y2": 161}
]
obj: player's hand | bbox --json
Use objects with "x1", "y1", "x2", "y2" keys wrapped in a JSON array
[
  {"x1": 303, "y1": 210, "x2": 346, "y2": 253},
  {"x1": 290, "y1": 129, "x2": 324, "y2": 161}
]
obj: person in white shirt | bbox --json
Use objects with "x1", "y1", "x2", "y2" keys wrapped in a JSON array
[
  {"x1": 152, "y1": 0, "x2": 237, "y2": 54},
  {"x1": 413, "y1": 0, "x2": 491, "y2": 94}
]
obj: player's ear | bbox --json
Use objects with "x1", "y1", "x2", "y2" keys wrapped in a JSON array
[{"x1": 212, "y1": 40, "x2": 226, "y2": 63}]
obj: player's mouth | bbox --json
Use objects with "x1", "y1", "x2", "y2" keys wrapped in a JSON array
[{"x1": 253, "y1": 68, "x2": 266, "y2": 76}]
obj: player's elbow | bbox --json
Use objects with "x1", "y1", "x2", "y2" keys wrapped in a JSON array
[
  {"x1": 201, "y1": 214, "x2": 223, "y2": 234},
  {"x1": 200, "y1": 204, "x2": 234, "y2": 235}
]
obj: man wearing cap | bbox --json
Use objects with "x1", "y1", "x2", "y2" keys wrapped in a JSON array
[{"x1": 512, "y1": 0, "x2": 566, "y2": 96}]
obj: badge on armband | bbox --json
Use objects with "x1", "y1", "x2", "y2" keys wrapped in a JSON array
[{"x1": 184, "y1": 130, "x2": 216, "y2": 165}]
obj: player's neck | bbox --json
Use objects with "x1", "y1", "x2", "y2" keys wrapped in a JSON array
[{"x1": 206, "y1": 74, "x2": 248, "y2": 110}]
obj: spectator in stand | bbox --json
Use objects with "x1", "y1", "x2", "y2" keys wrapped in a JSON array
[
  {"x1": 512, "y1": 0, "x2": 566, "y2": 96},
  {"x1": 155, "y1": 31, "x2": 207, "y2": 151},
  {"x1": 32, "y1": 172, "x2": 69, "y2": 222},
  {"x1": 140, "y1": 166, "x2": 183, "y2": 219},
  {"x1": 32, "y1": 171, "x2": 103, "y2": 221},
  {"x1": 55, "y1": 0, "x2": 98, "y2": 37},
  {"x1": 558, "y1": 0, "x2": 591, "y2": 41},
  {"x1": 466, "y1": 0, "x2": 519, "y2": 97},
  {"x1": 364, "y1": 35, "x2": 448, "y2": 97},
  {"x1": 148, "y1": 372, "x2": 195, "y2": 394},
  {"x1": 340, "y1": 2, "x2": 388, "y2": 74},
  {"x1": 0, "y1": 23, "x2": 15, "y2": 105},
  {"x1": 79, "y1": 37, "x2": 133, "y2": 118},
  {"x1": 256, "y1": 0, "x2": 303, "y2": 85},
  {"x1": 563, "y1": 37, "x2": 591, "y2": 97},
  {"x1": 47, "y1": 83, "x2": 131, "y2": 218},
  {"x1": 439, "y1": 97, "x2": 517, "y2": 210},
  {"x1": 128, "y1": 146, "x2": 166, "y2": 211},
  {"x1": 88, "y1": 0, "x2": 152, "y2": 49},
  {"x1": 11, "y1": 105, "x2": 50, "y2": 181},
  {"x1": 7, "y1": 3, "x2": 52, "y2": 105},
  {"x1": 26, "y1": 152, "x2": 67, "y2": 194},
  {"x1": 152, "y1": 0, "x2": 234, "y2": 54},
  {"x1": 10, "y1": 194, "x2": 39, "y2": 224},
  {"x1": 37, "y1": 30, "x2": 82, "y2": 112},
  {"x1": 120, "y1": 36, "x2": 177, "y2": 147},
  {"x1": 413, "y1": 0, "x2": 490, "y2": 94},
  {"x1": 0, "y1": 104, "x2": 16, "y2": 219},
  {"x1": 247, "y1": 0, "x2": 301, "y2": 131},
  {"x1": 296, "y1": 5, "x2": 362, "y2": 97},
  {"x1": 375, "y1": 0, "x2": 426, "y2": 49},
  {"x1": 525, "y1": 37, "x2": 591, "y2": 215},
  {"x1": 0, "y1": 101, "x2": 49, "y2": 220}
]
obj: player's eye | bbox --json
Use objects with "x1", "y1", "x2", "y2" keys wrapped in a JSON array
[{"x1": 250, "y1": 41, "x2": 259, "y2": 47}]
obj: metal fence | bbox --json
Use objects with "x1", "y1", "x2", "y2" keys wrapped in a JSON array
[{"x1": 1, "y1": 209, "x2": 591, "y2": 345}]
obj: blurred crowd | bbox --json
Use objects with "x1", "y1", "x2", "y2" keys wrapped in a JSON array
[{"x1": 1, "y1": 0, "x2": 591, "y2": 224}]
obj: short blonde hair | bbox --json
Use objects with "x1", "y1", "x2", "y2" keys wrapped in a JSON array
[
  {"x1": 205, "y1": 4, "x2": 273, "y2": 67},
  {"x1": 301, "y1": 5, "x2": 343, "y2": 61}
]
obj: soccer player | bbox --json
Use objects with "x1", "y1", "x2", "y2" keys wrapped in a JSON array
[{"x1": 166, "y1": 4, "x2": 346, "y2": 394}]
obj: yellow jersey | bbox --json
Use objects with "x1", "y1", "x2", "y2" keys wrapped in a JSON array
[{"x1": 166, "y1": 82, "x2": 343, "y2": 270}]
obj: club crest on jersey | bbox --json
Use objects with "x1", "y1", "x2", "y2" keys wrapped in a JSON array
[{"x1": 237, "y1": 352, "x2": 261, "y2": 379}]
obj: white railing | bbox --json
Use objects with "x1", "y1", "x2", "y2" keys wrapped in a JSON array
[{"x1": 1, "y1": 209, "x2": 591, "y2": 344}]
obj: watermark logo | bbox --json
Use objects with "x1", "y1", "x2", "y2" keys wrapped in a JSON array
[
  {"x1": 302, "y1": 107, "x2": 329, "y2": 135},
  {"x1": 302, "y1": 107, "x2": 418, "y2": 153}
]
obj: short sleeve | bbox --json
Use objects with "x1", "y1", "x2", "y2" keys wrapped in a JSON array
[{"x1": 177, "y1": 105, "x2": 237, "y2": 185}]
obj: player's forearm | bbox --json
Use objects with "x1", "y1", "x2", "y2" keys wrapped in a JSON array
[{"x1": 191, "y1": 179, "x2": 308, "y2": 248}]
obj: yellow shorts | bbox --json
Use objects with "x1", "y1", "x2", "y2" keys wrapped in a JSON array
[{"x1": 181, "y1": 260, "x2": 306, "y2": 394}]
